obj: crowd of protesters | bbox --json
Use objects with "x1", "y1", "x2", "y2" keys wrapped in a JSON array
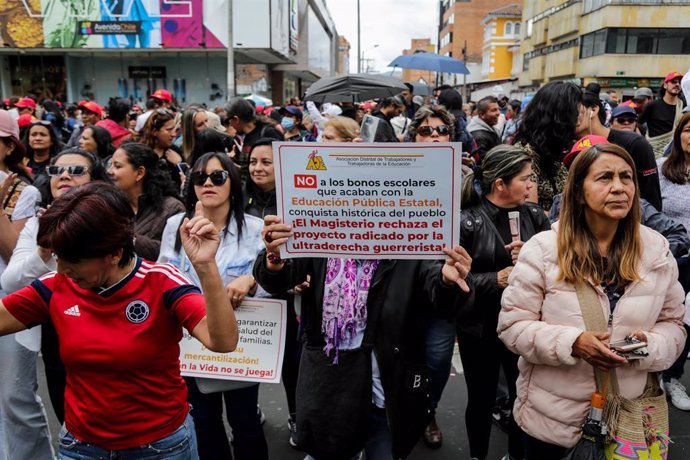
[{"x1": 0, "y1": 68, "x2": 689, "y2": 460}]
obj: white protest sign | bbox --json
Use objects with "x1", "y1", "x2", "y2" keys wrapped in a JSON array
[
  {"x1": 179, "y1": 298, "x2": 287, "y2": 384},
  {"x1": 274, "y1": 142, "x2": 462, "y2": 259}
]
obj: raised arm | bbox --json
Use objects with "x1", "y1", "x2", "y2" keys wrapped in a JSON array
[{"x1": 183, "y1": 202, "x2": 238, "y2": 353}]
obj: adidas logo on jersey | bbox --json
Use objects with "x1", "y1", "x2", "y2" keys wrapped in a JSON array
[{"x1": 64, "y1": 305, "x2": 81, "y2": 317}]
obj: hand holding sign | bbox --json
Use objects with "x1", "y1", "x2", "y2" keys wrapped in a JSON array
[
  {"x1": 226, "y1": 275, "x2": 256, "y2": 310},
  {"x1": 181, "y1": 201, "x2": 220, "y2": 266},
  {"x1": 262, "y1": 215, "x2": 292, "y2": 269},
  {"x1": 441, "y1": 246, "x2": 472, "y2": 292}
]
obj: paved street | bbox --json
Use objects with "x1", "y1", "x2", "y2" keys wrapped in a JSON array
[{"x1": 40, "y1": 347, "x2": 690, "y2": 459}]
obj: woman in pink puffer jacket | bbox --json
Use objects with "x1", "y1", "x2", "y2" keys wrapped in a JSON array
[{"x1": 498, "y1": 143, "x2": 686, "y2": 458}]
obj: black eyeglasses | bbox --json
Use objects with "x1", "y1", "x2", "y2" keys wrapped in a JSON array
[
  {"x1": 47, "y1": 165, "x2": 88, "y2": 177},
  {"x1": 614, "y1": 117, "x2": 637, "y2": 125},
  {"x1": 155, "y1": 108, "x2": 173, "y2": 116},
  {"x1": 417, "y1": 125, "x2": 450, "y2": 136},
  {"x1": 190, "y1": 170, "x2": 229, "y2": 186}
]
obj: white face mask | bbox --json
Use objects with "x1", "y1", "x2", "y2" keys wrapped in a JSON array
[{"x1": 281, "y1": 117, "x2": 296, "y2": 131}]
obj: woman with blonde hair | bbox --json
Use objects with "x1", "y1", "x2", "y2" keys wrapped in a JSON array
[
  {"x1": 322, "y1": 116, "x2": 360, "y2": 142},
  {"x1": 498, "y1": 143, "x2": 686, "y2": 458}
]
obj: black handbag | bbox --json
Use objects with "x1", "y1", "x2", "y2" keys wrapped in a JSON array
[{"x1": 295, "y1": 345, "x2": 373, "y2": 460}]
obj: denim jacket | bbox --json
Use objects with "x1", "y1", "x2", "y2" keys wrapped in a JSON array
[{"x1": 158, "y1": 212, "x2": 267, "y2": 296}]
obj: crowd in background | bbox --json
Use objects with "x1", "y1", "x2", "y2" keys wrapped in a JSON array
[{"x1": 0, "y1": 68, "x2": 689, "y2": 460}]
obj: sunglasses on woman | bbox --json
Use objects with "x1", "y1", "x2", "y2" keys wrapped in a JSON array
[
  {"x1": 47, "y1": 165, "x2": 88, "y2": 177},
  {"x1": 190, "y1": 170, "x2": 229, "y2": 186},
  {"x1": 417, "y1": 125, "x2": 450, "y2": 136},
  {"x1": 614, "y1": 117, "x2": 637, "y2": 125}
]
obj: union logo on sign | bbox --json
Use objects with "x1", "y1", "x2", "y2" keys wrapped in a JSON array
[{"x1": 306, "y1": 150, "x2": 326, "y2": 170}]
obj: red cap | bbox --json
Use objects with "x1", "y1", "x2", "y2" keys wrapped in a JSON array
[
  {"x1": 2, "y1": 98, "x2": 8, "y2": 106},
  {"x1": 151, "y1": 89, "x2": 173, "y2": 102},
  {"x1": 665, "y1": 71, "x2": 683, "y2": 83},
  {"x1": 77, "y1": 100, "x2": 104, "y2": 118},
  {"x1": 17, "y1": 113, "x2": 32, "y2": 128},
  {"x1": 15, "y1": 97, "x2": 36, "y2": 109},
  {"x1": 563, "y1": 135, "x2": 609, "y2": 169}
]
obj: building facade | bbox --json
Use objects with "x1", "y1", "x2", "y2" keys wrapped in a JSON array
[
  {"x1": 480, "y1": 5, "x2": 521, "y2": 81},
  {"x1": 336, "y1": 35, "x2": 351, "y2": 75},
  {"x1": 0, "y1": 0, "x2": 338, "y2": 107},
  {"x1": 438, "y1": 0, "x2": 524, "y2": 63},
  {"x1": 519, "y1": 0, "x2": 690, "y2": 96},
  {"x1": 401, "y1": 38, "x2": 437, "y2": 84}
]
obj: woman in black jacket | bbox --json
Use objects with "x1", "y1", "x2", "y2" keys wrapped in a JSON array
[
  {"x1": 254, "y1": 222, "x2": 473, "y2": 460},
  {"x1": 458, "y1": 144, "x2": 550, "y2": 460}
]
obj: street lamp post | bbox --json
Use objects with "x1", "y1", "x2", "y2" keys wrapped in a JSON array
[{"x1": 360, "y1": 44, "x2": 379, "y2": 74}]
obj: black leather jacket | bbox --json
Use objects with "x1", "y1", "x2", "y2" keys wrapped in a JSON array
[
  {"x1": 458, "y1": 198, "x2": 550, "y2": 337},
  {"x1": 254, "y1": 254, "x2": 472, "y2": 459}
]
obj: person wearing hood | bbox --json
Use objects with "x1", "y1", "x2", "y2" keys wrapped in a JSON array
[{"x1": 467, "y1": 96, "x2": 501, "y2": 164}]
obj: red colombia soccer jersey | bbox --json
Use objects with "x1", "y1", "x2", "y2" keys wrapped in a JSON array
[{"x1": 2, "y1": 258, "x2": 207, "y2": 450}]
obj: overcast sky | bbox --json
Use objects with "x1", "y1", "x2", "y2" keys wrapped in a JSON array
[{"x1": 324, "y1": 0, "x2": 439, "y2": 73}]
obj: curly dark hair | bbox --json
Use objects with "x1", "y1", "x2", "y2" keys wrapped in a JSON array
[
  {"x1": 408, "y1": 105, "x2": 456, "y2": 141},
  {"x1": 116, "y1": 141, "x2": 180, "y2": 210},
  {"x1": 22, "y1": 122, "x2": 62, "y2": 163},
  {"x1": 514, "y1": 81, "x2": 582, "y2": 166}
]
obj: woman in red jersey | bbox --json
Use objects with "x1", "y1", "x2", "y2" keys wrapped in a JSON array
[{"x1": 0, "y1": 182, "x2": 237, "y2": 460}]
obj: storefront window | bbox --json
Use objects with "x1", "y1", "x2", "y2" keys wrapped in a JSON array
[
  {"x1": 308, "y1": 8, "x2": 332, "y2": 75},
  {"x1": 582, "y1": 27, "x2": 690, "y2": 57},
  {"x1": 9, "y1": 55, "x2": 66, "y2": 100}
]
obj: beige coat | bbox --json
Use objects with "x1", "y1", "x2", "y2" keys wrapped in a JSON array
[{"x1": 498, "y1": 224, "x2": 686, "y2": 447}]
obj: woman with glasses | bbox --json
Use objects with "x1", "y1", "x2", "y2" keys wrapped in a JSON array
[
  {"x1": 3, "y1": 149, "x2": 110, "y2": 432},
  {"x1": 22, "y1": 120, "x2": 62, "y2": 182},
  {"x1": 609, "y1": 105, "x2": 640, "y2": 134},
  {"x1": 78, "y1": 125, "x2": 114, "y2": 160},
  {"x1": 256, "y1": 111, "x2": 474, "y2": 459},
  {"x1": 107, "y1": 141, "x2": 184, "y2": 261},
  {"x1": 0, "y1": 181, "x2": 239, "y2": 460},
  {"x1": 403, "y1": 106, "x2": 456, "y2": 449},
  {"x1": 158, "y1": 152, "x2": 268, "y2": 460},
  {"x1": 141, "y1": 108, "x2": 185, "y2": 192}
]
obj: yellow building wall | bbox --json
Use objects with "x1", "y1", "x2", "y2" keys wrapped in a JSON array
[
  {"x1": 489, "y1": 46, "x2": 515, "y2": 80},
  {"x1": 483, "y1": 17, "x2": 519, "y2": 80}
]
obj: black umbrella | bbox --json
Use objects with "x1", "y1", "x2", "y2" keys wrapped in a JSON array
[
  {"x1": 562, "y1": 419, "x2": 607, "y2": 460},
  {"x1": 304, "y1": 74, "x2": 408, "y2": 103}
]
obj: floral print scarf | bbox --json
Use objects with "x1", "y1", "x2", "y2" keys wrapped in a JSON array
[{"x1": 321, "y1": 258, "x2": 380, "y2": 364}]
